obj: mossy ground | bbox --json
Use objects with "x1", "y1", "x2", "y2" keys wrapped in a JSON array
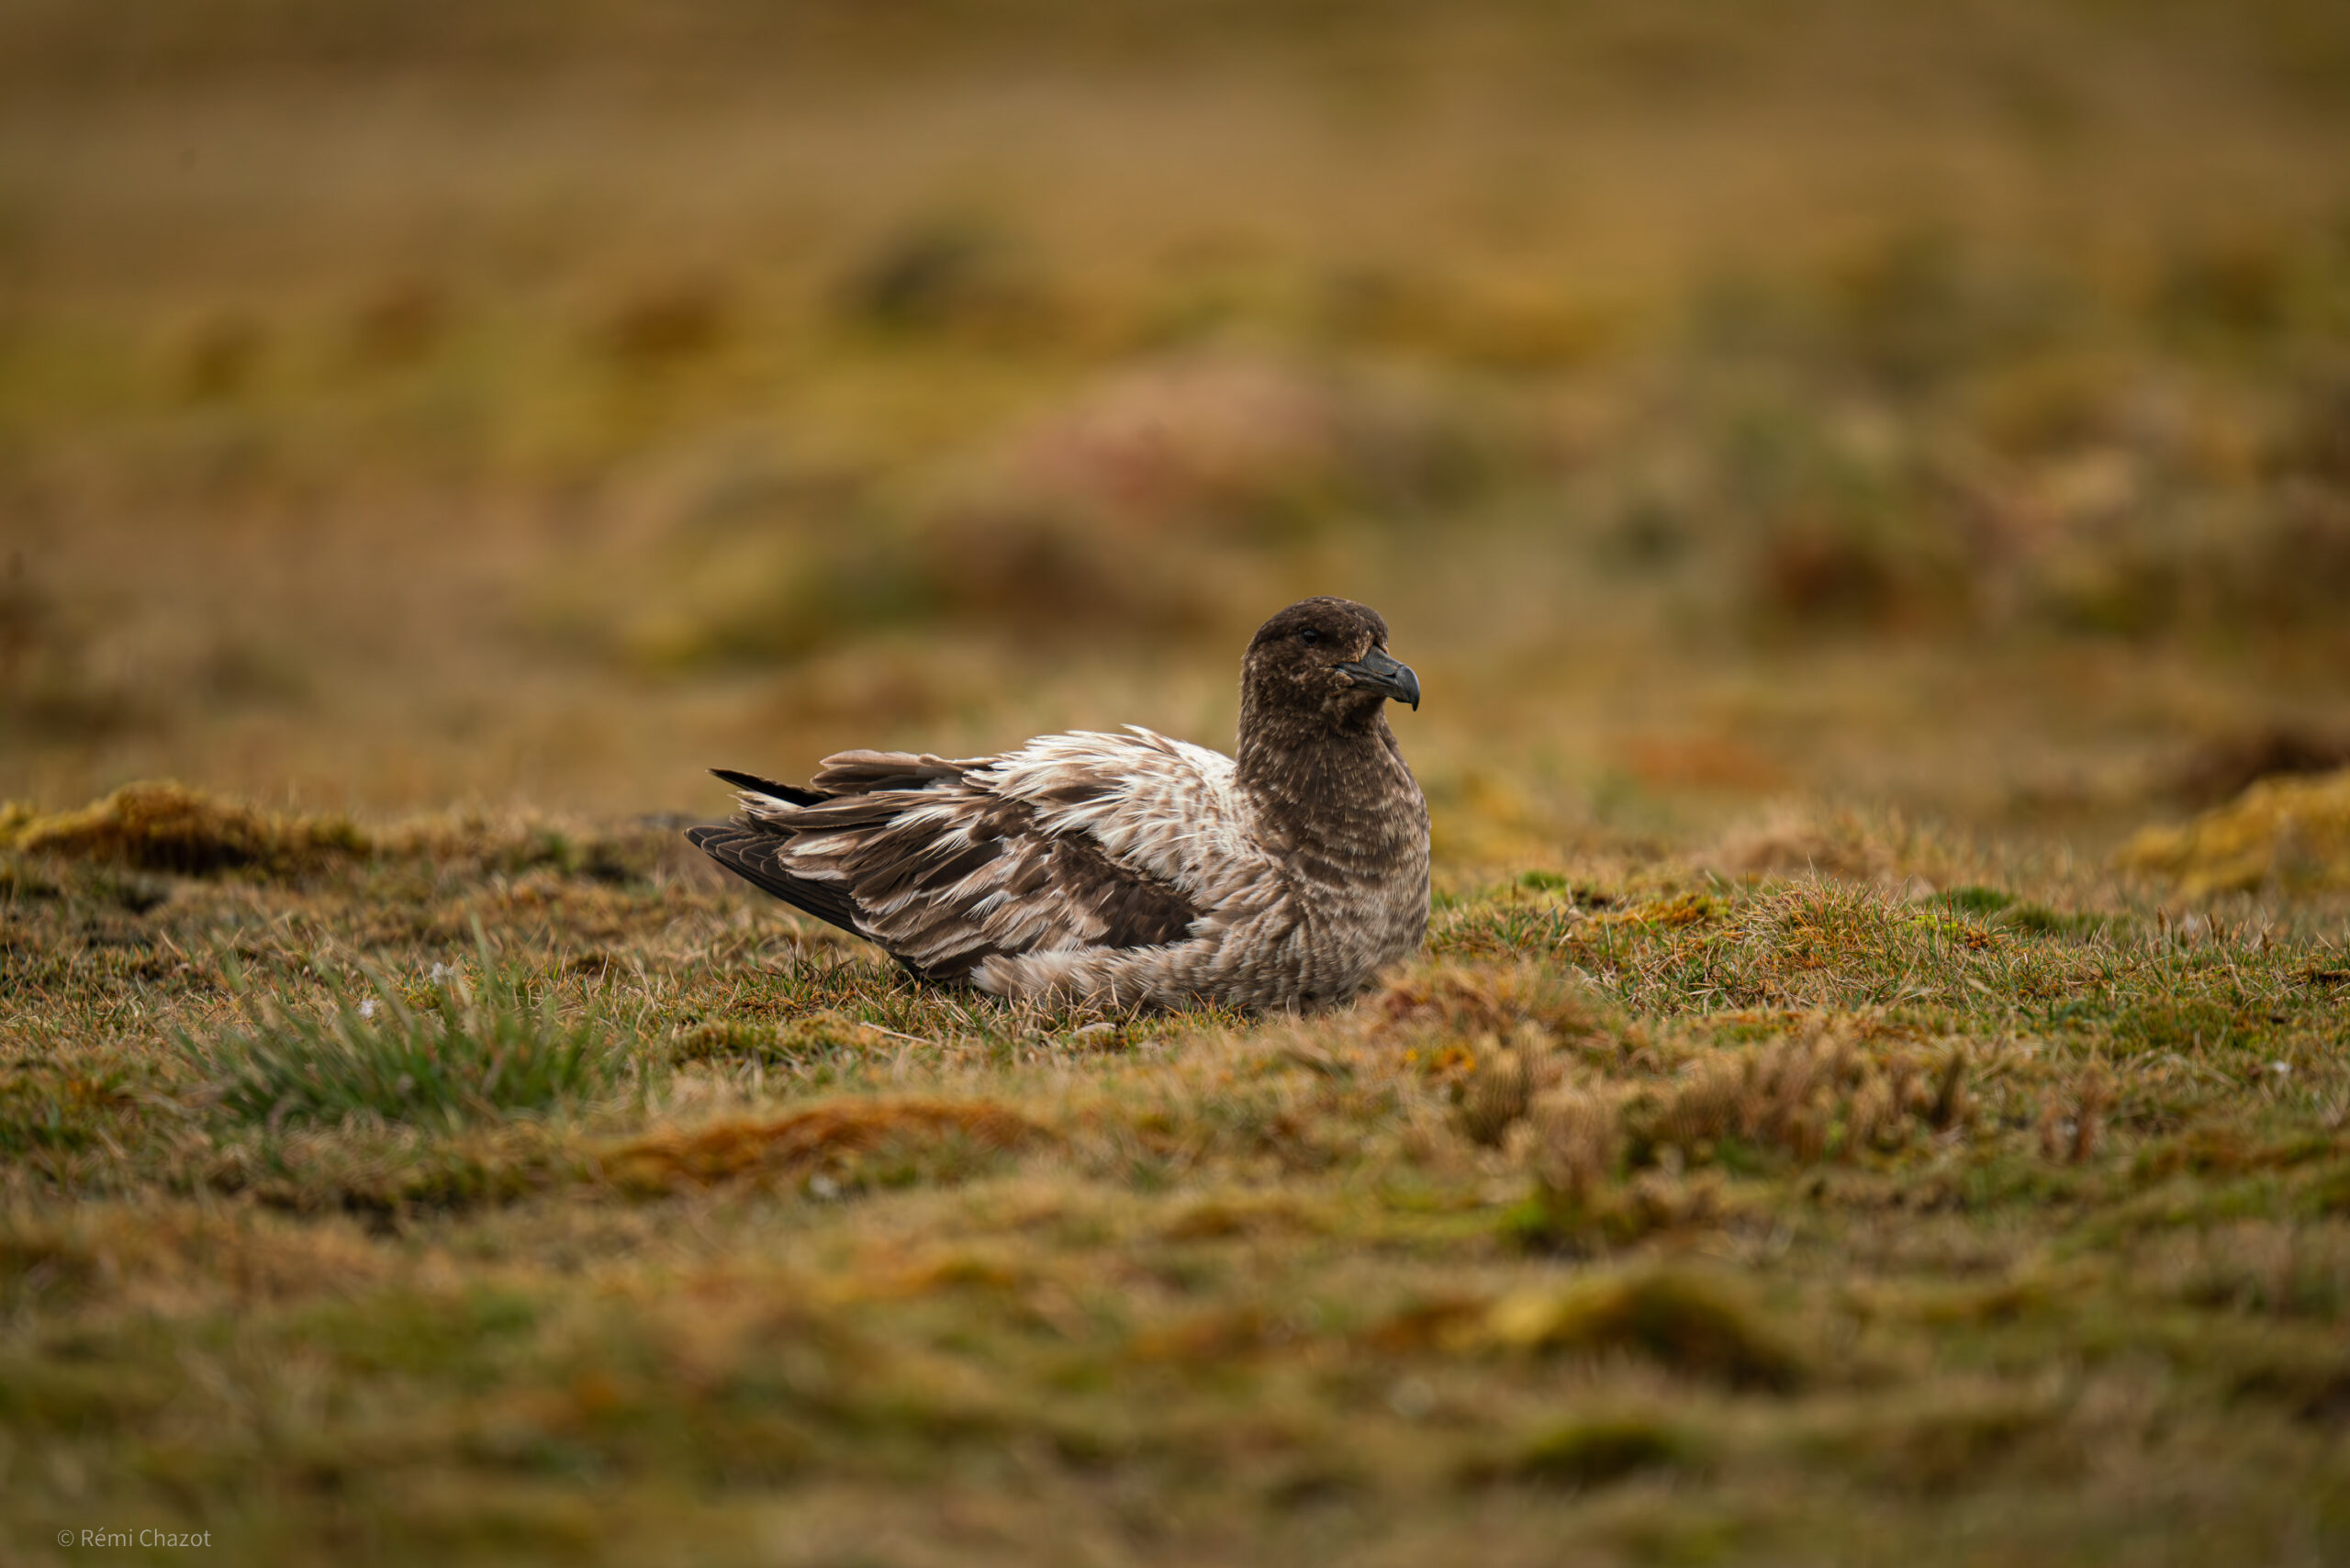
[
  {"x1": 6, "y1": 2, "x2": 2350, "y2": 1560},
  {"x1": 3, "y1": 798, "x2": 2345, "y2": 1566}
]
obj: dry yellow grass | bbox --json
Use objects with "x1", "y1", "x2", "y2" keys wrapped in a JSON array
[
  {"x1": 5, "y1": 779, "x2": 369, "y2": 875},
  {"x1": 2120, "y1": 767, "x2": 2350, "y2": 896}
]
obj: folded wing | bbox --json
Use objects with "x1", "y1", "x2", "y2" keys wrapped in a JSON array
[{"x1": 689, "y1": 729, "x2": 1263, "y2": 981}]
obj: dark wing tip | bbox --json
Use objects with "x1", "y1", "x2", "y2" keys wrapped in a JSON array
[
  {"x1": 710, "y1": 767, "x2": 827, "y2": 807},
  {"x1": 687, "y1": 818, "x2": 876, "y2": 941}
]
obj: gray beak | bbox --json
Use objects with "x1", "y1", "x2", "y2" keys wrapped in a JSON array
[{"x1": 1337, "y1": 646, "x2": 1421, "y2": 711}]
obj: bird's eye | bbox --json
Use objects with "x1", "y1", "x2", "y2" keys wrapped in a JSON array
[{"x1": 1298, "y1": 629, "x2": 1321, "y2": 645}]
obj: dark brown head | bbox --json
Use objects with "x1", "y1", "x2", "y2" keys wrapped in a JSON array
[{"x1": 1240, "y1": 597, "x2": 1420, "y2": 739}]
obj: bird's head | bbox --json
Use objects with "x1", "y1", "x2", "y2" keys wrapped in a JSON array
[{"x1": 1241, "y1": 596, "x2": 1420, "y2": 735}]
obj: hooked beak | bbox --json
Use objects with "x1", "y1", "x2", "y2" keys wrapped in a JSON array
[{"x1": 1337, "y1": 645, "x2": 1421, "y2": 711}]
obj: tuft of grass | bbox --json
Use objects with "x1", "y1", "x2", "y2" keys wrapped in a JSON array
[
  {"x1": 182, "y1": 944, "x2": 639, "y2": 1131},
  {"x1": 12, "y1": 780, "x2": 369, "y2": 878},
  {"x1": 1479, "y1": 1268, "x2": 1810, "y2": 1392},
  {"x1": 2118, "y1": 767, "x2": 2350, "y2": 896}
]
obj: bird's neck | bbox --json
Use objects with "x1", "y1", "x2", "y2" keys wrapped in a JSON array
[{"x1": 1237, "y1": 705, "x2": 1416, "y2": 857}]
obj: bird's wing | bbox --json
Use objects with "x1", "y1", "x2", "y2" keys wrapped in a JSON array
[
  {"x1": 982, "y1": 726, "x2": 1265, "y2": 901},
  {"x1": 699, "y1": 732, "x2": 1262, "y2": 980}
]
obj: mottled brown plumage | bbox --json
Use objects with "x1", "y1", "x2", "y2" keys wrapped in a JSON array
[{"x1": 687, "y1": 597, "x2": 1429, "y2": 1011}]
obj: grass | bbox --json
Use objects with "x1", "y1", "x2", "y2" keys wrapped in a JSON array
[
  {"x1": 2, "y1": 791, "x2": 2347, "y2": 1564},
  {"x1": 2, "y1": 781, "x2": 370, "y2": 877},
  {"x1": 180, "y1": 935, "x2": 643, "y2": 1132},
  {"x1": 4, "y1": 1, "x2": 2349, "y2": 1559}
]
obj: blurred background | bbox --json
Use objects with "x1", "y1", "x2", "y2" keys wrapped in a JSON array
[{"x1": 3, "y1": 0, "x2": 2347, "y2": 861}]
